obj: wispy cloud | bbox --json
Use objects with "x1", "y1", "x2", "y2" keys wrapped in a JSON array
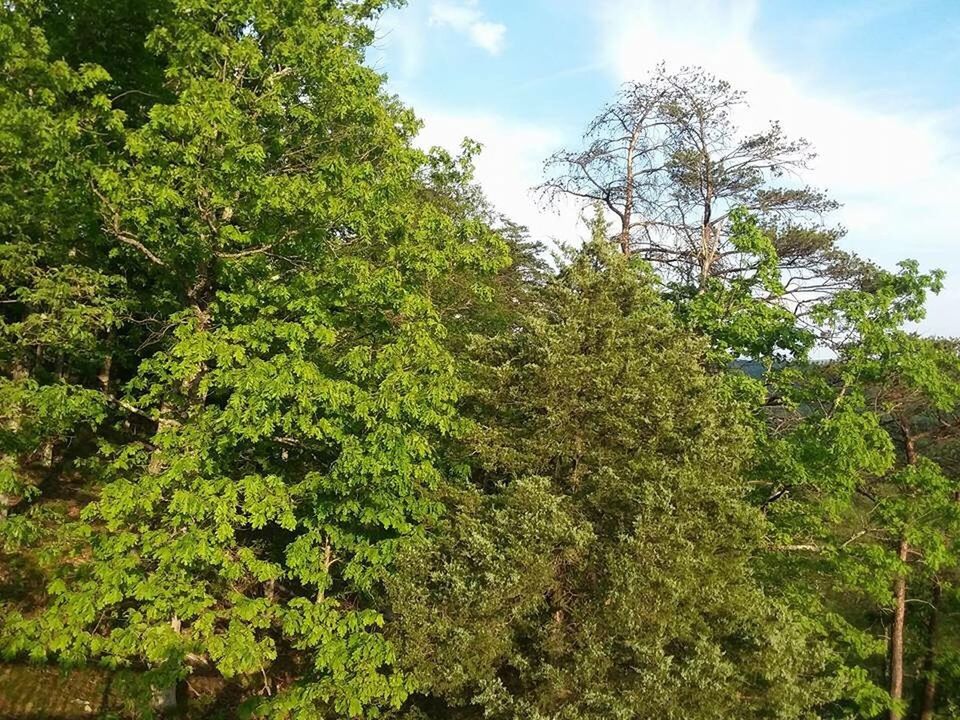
[
  {"x1": 508, "y1": 61, "x2": 608, "y2": 92},
  {"x1": 429, "y1": 1, "x2": 507, "y2": 56},
  {"x1": 370, "y1": 7, "x2": 426, "y2": 81},
  {"x1": 375, "y1": 0, "x2": 960, "y2": 333},
  {"x1": 370, "y1": 5, "x2": 576, "y2": 248}
]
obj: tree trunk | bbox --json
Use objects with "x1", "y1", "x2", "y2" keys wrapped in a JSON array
[
  {"x1": 696, "y1": 141, "x2": 714, "y2": 290},
  {"x1": 620, "y1": 129, "x2": 637, "y2": 258},
  {"x1": 1, "y1": 361, "x2": 29, "y2": 518},
  {"x1": 98, "y1": 352, "x2": 113, "y2": 395},
  {"x1": 903, "y1": 428, "x2": 918, "y2": 466},
  {"x1": 151, "y1": 683, "x2": 179, "y2": 714},
  {"x1": 39, "y1": 360, "x2": 65, "y2": 469},
  {"x1": 889, "y1": 536, "x2": 909, "y2": 720},
  {"x1": 919, "y1": 581, "x2": 942, "y2": 720},
  {"x1": 889, "y1": 419, "x2": 919, "y2": 720},
  {"x1": 698, "y1": 181, "x2": 714, "y2": 291},
  {"x1": 146, "y1": 409, "x2": 182, "y2": 714}
]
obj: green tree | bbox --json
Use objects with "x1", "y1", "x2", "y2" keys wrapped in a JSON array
[
  {"x1": 387, "y1": 237, "x2": 839, "y2": 720},
  {"x1": 37, "y1": 0, "x2": 171, "y2": 121},
  {"x1": 1, "y1": 1, "x2": 506, "y2": 717},
  {"x1": 669, "y1": 206, "x2": 815, "y2": 363},
  {"x1": 757, "y1": 262, "x2": 960, "y2": 719},
  {"x1": 0, "y1": 0, "x2": 127, "y2": 567}
]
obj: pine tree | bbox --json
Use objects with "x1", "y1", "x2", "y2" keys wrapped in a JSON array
[{"x1": 387, "y1": 238, "x2": 838, "y2": 720}]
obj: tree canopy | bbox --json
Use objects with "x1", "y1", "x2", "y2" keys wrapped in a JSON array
[{"x1": 0, "y1": 2, "x2": 958, "y2": 719}]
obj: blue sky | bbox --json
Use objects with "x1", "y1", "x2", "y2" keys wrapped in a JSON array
[{"x1": 369, "y1": 0, "x2": 960, "y2": 334}]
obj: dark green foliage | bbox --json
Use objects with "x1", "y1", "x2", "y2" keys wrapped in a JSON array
[
  {"x1": 387, "y1": 241, "x2": 838, "y2": 720},
  {"x1": 37, "y1": 0, "x2": 171, "y2": 120}
]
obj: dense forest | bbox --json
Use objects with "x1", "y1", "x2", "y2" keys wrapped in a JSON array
[{"x1": 0, "y1": 1, "x2": 958, "y2": 718}]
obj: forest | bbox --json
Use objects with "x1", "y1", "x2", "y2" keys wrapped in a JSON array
[{"x1": 0, "y1": 1, "x2": 958, "y2": 718}]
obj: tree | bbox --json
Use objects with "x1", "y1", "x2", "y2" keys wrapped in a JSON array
[
  {"x1": 0, "y1": 0, "x2": 127, "y2": 561},
  {"x1": 668, "y1": 206, "x2": 816, "y2": 363},
  {"x1": 540, "y1": 65, "x2": 863, "y2": 319},
  {"x1": 386, "y1": 236, "x2": 840, "y2": 720},
  {"x1": 756, "y1": 262, "x2": 960, "y2": 719},
  {"x1": 4, "y1": 4, "x2": 960, "y2": 718},
  {"x1": 1, "y1": 1, "x2": 506, "y2": 716}
]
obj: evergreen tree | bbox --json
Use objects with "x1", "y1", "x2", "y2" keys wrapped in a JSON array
[{"x1": 387, "y1": 238, "x2": 838, "y2": 720}]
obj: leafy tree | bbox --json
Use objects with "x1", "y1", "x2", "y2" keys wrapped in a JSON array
[
  {"x1": 0, "y1": 0, "x2": 126, "y2": 556},
  {"x1": 756, "y1": 262, "x2": 960, "y2": 719},
  {"x1": 387, "y1": 236, "x2": 840, "y2": 720},
  {"x1": 3, "y1": 4, "x2": 959, "y2": 719},
  {"x1": 37, "y1": 0, "x2": 171, "y2": 121},
  {"x1": 668, "y1": 206, "x2": 815, "y2": 363},
  {"x1": 1, "y1": 1, "x2": 506, "y2": 717},
  {"x1": 539, "y1": 65, "x2": 867, "y2": 362}
]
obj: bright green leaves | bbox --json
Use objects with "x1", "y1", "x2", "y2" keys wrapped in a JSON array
[
  {"x1": 9, "y1": 1, "x2": 959, "y2": 717},
  {"x1": 200, "y1": 596, "x2": 280, "y2": 679},
  {"x1": 755, "y1": 253, "x2": 960, "y2": 717},
  {"x1": 1, "y1": 1, "x2": 506, "y2": 716},
  {"x1": 0, "y1": 379, "x2": 108, "y2": 453},
  {"x1": 241, "y1": 474, "x2": 297, "y2": 531},
  {"x1": 0, "y1": 5, "x2": 125, "y2": 367},
  {"x1": 0, "y1": 5, "x2": 126, "y2": 586},
  {"x1": 728, "y1": 208, "x2": 785, "y2": 294},
  {"x1": 670, "y1": 207, "x2": 814, "y2": 363},
  {"x1": 273, "y1": 598, "x2": 408, "y2": 719},
  {"x1": 814, "y1": 260, "x2": 949, "y2": 388},
  {"x1": 0, "y1": 379, "x2": 107, "y2": 528}
]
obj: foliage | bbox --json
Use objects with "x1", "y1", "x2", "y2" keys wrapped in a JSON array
[
  {"x1": 387, "y1": 240, "x2": 840, "y2": 720},
  {"x1": 0, "y1": 3, "x2": 958, "y2": 718},
  {"x1": 1, "y1": 1, "x2": 505, "y2": 717},
  {"x1": 756, "y1": 263, "x2": 960, "y2": 718}
]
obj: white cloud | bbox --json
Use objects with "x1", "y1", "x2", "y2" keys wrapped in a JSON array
[
  {"x1": 593, "y1": 0, "x2": 960, "y2": 333},
  {"x1": 411, "y1": 105, "x2": 584, "y2": 249},
  {"x1": 429, "y1": 1, "x2": 507, "y2": 55},
  {"x1": 371, "y1": 5, "x2": 580, "y2": 249},
  {"x1": 370, "y1": 6, "x2": 426, "y2": 80},
  {"x1": 377, "y1": 0, "x2": 960, "y2": 333}
]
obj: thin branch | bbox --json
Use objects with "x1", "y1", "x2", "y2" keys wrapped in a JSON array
[
  {"x1": 216, "y1": 244, "x2": 275, "y2": 259},
  {"x1": 91, "y1": 183, "x2": 166, "y2": 267}
]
